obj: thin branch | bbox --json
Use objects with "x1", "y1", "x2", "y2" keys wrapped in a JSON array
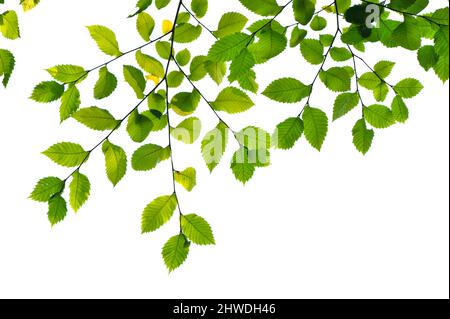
[
  {"x1": 172, "y1": 59, "x2": 237, "y2": 135},
  {"x1": 181, "y1": 2, "x2": 217, "y2": 39},
  {"x1": 284, "y1": 2, "x2": 337, "y2": 29}
]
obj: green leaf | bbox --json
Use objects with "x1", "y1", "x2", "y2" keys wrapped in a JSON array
[
  {"x1": 290, "y1": 27, "x2": 307, "y2": 47},
  {"x1": 48, "y1": 195, "x2": 67, "y2": 226},
  {"x1": 189, "y1": 55, "x2": 208, "y2": 81},
  {"x1": 30, "y1": 81, "x2": 65, "y2": 103},
  {"x1": 215, "y1": 12, "x2": 248, "y2": 38},
  {"x1": 123, "y1": 65, "x2": 146, "y2": 99},
  {"x1": 162, "y1": 234, "x2": 190, "y2": 272},
  {"x1": 272, "y1": 117, "x2": 304, "y2": 150},
  {"x1": 205, "y1": 60, "x2": 227, "y2": 85},
  {"x1": 330, "y1": 47, "x2": 352, "y2": 62},
  {"x1": 191, "y1": 0, "x2": 208, "y2": 18},
  {"x1": 181, "y1": 214, "x2": 215, "y2": 245},
  {"x1": 352, "y1": 119, "x2": 374, "y2": 155},
  {"x1": 394, "y1": 78, "x2": 424, "y2": 98},
  {"x1": 0, "y1": 10, "x2": 19, "y2": 39},
  {"x1": 302, "y1": 106, "x2": 328, "y2": 151},
  {"x1": 238, "y1": 0, "x2": 281, "y2": 16},
  {"x1": 176, "y1": 49, "x2": 191, "y2": 66},
  {"x1": 310, "y1": 16, "x2": 327, "y2": 31},
  {"x1": 21, "y1": 0, "x2": 41, "y2": 12},
  {"x1": 87, "y1": 25, "x2": 122, "y2": 57},
  {"x1": 374, "y1": 61, "x2": 395, "y2": 79},
  {"x1": 319, "y1": 67, "x2": 351, "y2": 92},
  {"x1": 94, "y1": 67, "x2": 117, "y2": 99},
  {"x1": 73, "y1": 107, "x2": 119, "y2": 131},
  {"x1": 391, "y1": 95, "x2": 409, "y2": 123},
  {"x1": 47, "y1": 65, "x2": 86, "y2": 83},
  {"x1": 60, "y1": 84, "x2": 81, "y2": 122},
  {"x1": 230, "y1": 151, "x2": 256, "y2": 184},
  {"x1": 300, "y1": 39, "x2": 324, "y2": 65},
  {"x1": 131, "y1": 144, "x2": 170, "y2": 171},
  {"x1": 136, "y1": 12, "x2": 154, "y2": 41},
  {"x1": 236, "y1": 126, "x2": 271, "y2": 150},
  {"x1": 136, "y1": 50, "x2": 165, "y2": 78},
  {"x1": 129, "y1": 0, "x2": 152, "y2": 17},
  {"x1": 228, "y1": 49, "x2": 255, "y2": 82},
  {"x1": 69, "y1": 171, "x2": 90, "y2": 212},
  {"x1": 155, "y1": 41, "x2": 173, "y2": 60},
  {"x1": 155, "y1": 0, "x2": 171, "y2": 9},
  {"x1": 43, "y1": 142, "x2": 88, "y2": 167},
  {"x1": 230, "y1": 147, "x2": 267, "y2": 184},
  {"x1": 363, "y1": 104, "x2": 395, "y2": 129},
  {"x1": 248, "y1": 28, "x2": 287, "y2": 64},
  {"x1": 201, "y1": 122, "x2": 229, "y2": 172},
  {"x1": 211, "y1": 87, "x2": 254, "y2": 114},
  {"x1": 167, "y1": 71, "x2": 184, "y2": 87},
  {"x1": 238, "y1": 69, "x2": 259, "y2": 93},
  {"x1": 171, "y1": 117, "x2": 202, "y2": 144},
  {"x1": 0, "y1": 49, "x2": 15, "y2": 87},
  {"x1": 358, "y1": 72, "x2": 381, "y2": 90},
  {"x1": 127, "y1": 110, "x2": 153, "y2": 143},
  {"x1": 373, "y1": 83, "x2": 389, "y2": 102},
  {"x1": 174, "y1": 23, "x2": 202, "y2": 43},
  {"x1": 102, "y1": 140, "x2": 127, "y2": 186},
  {"x1": 293, "y1": 0, "x2": 316, "y2": 25},
  {"x1": 170, "y1": 90, "x2": 201, "y2": 116},
  {"x1": 174, "y1": 168, "x2": 197, "y2": 192},
  {"x1": 208, "y1": 33, "x2": 249, "y2": 62},
  {"x1": 30, "y1": 177, "x2": 64, "y2": 203},
  {"x1": 333, "y1": 92, "x2": 360, "y2": 121},
  {"x1": 417, "y1": 45, "x2": 439, "y2": 71},
  {"x1": 392, "y1": 17, "x2": 422, "y2": 51},
  {"x1": 142, "y1": 194, "x2": 177, "y2": 233},
  {"x1": 263, "y1": 77, "x2": 310, "y2": 103}
]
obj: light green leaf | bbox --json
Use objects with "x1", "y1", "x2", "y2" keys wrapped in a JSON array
[
  {"x1": 228, "y1": 49, "x2": 255, "y2": 82},
  {"x1": 201, "y1": 122, "x2": 229, "y2": 172},
  {"x1": 30, "y1": 81, "x2": 65, "y2": 103},
  {"x1": 69, "y1": 171, "x2": 90, "y2": 212},
  {"x1": 136, "y1": 50, "x2": 165, "y2": 78},
  {"x1": 94, "y1": 66, "x2": 117, "y2": 99},
  {"x1": 129, "y1": 0, "x2": 152, "y2": 17},
  {"x1": 127, "y1": 110, "x2": 153, "y2": 142},
  {"x1": 43, "y1": 142, "x2": 88, "y2": 167},
  {"x1": 0, "y1": 49, "x2": 15, "y2": 87},
  {"x1": 272, "y1": 117, "x2": 304, "y2": 150},
  {"x1": 60, "y1": 84, "x2": 81, "y2": 122},
  {"x1": 310, "y1": 15, "x2": 327, "y2": 31},
  {"x1": 73, "y1": 107, "x2": 119, "y2": 131},
  {"x1": 302, "y1": 106, "x2": 328, "y2": 151},
  {"x1": 330, "y1": 47, "x2": 352, "y2": 62},
  {"x1": 417, "y1": 45, "x2": 438, "y2": 71},
  {"x1": 333, "y1": 92, "x2": 360, "y2": 121},
  {"x1": 87, "y1": 25, "x2": 122, "y2": 57},
  {"x1": 363, "y1": 104, "x2": 395, "y2": 129},
  {"x1": 47, "y1": 65, "x2": 86, "y2": 83},
  {"x1": 123, "y1": 65, "x2": 146, "y2": 99},
  {"x1": 181, "y1": 214, "x2": 215, "y2": 245},
  {"x1": 142, "y1": 194, "x2": 178, "y2": 233},
  {"x1": 300, "y1": 39, "x2": 324, "y2": 65},
  {"x1": 236, "y1": 126, "x2": 271, "y2": 150},
  {"x1": 155, "y1": 0, "x2": 171, "y2": 9},
  {"x1": 208, "y1": 33, "x2": 249, "y2": 62},
  {"x1": 205, "y1": 60, "x2": 227, "y2": 85},
  {"x1": 102, "y1": 140, "x2": 127, "y2": 186},
  {"x1": 191, "y1": 0, "x2": 208, "y2": 18},
  {"x1": 263, "y1": 77, "x2": 310, "y2": 103},
  {"x1": 175, "y1": 168, "x2": 197, "y2": 192},
  {"x1": 391, "y1": 95, "x2": 409, "y2": 123},
  {"x1": 238, "y1": 0, "x2": 281, "y2": 16},
  {"x1": 211, "y1": 87, "x2": 254, "y2": 114},
  {"x1": 137, "y1": 12, "x2": 154, "y2": 41},
  {"x1": 0, "y1": 11, "x2": 19, "y2": 39},
  {"x1": 215, "y1": 12, "x2": 248, "y2": 38},
  {"x1": 293, "y1": 0, "x2": 316, "y2": 25},
  {"x1": 394, "y1": 78, "x2": 424, "y2": 98},
  {"x1": 248, "y1": 28, "x2": 287, "y2": 64},
  {"x1": 320, "y1": 67, "x2": 351, "y2": 92},
  {"x1": 174, "y1": 23, "x2": 202, "y2": 43},
  {"x1": 170, "y1": 90, "x2": 201, "y2": 116},
  {"x1": 162, "y1": 234, "x2": 190, "y2": 272},
  {"x1": 358, "y1": 72, "x2": 381, "y2": 90},
  {"x1": 374, "y1": 61, "x2": 395, "y2": 78},
  {"x1": 30, "y1": 177, "x2": 64, "y2": 203},
  {"x1": 171, "y1": 117, "x2": 202, "y2": 144},
  {"x1": 176, "y1": 49, "x2": 191, "y2": 67},
  {"x1": 132, "y1": 144, "x2": 170, "y2": 171}
]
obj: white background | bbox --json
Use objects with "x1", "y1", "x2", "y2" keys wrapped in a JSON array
[{"x1": 0, "y1": 0, "x2": 448, "y2": 299}]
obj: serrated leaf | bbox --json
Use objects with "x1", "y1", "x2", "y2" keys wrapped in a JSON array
[
  {"x1": 47, "y1": 195, "x2": 67, "y2": 226},
  {"x1": 215, "y1": 12, "x2": 248, "y2": 38},
  {"x1": 181, "y1": 214, "x2": 215, "y2": 245},
  {"x1": 142, "y1": 194, "x2": 178, "y2": 233},
  {"x1": 136, "y1": 12, "x2": 154, "y2": 41},
  {"x1": 60, "y1": 84, "x2": 81, "y2": 122},
  {"x1": 0, "y1": 49, "x2": 15, "y2": 87},
  {"x1": 248, "y1": 28, "x2": 287, "y2": 64},
  {"x1": 136, "y1": 50, "x2": 165, "y2": 78},
  {"x1": 162, "y1": 234, "x2": 190, "y2": 272},
  {"x1": 102, "y1": 140, "x2": 127, "y2": 186},
  {"x1": 211, "y1": 87, "x2": 254, "y2": 114},
  {"x1": 302, "y1": 106, "x2": 328, "y2": 151},
  {"x1": 47, "y1": 65, "x2": 86, "y2": 83},
  {"x1": 129, "y1": 0, "x2": 152, "y2": 17},
  {"x1": 30, "y1": 81, "x2": 64, "y2": 103},
  {"x1": 201, "y1": 122, "x2": 229, "y2": 172},
  {"x1": 352, "y1": 119, "x2": 374, "y2": 155},
  {"x1": 191, "y1": 0, "x2": 208, "y2": 18},
  {"x1": 123, "y1": 65, "x2": 146, "y2": 99},
  {"x1": 208, "y1": 33, "x2": 249, "y2": 62},
  {"x1": 87, "y1": 25, "x2": 122, "y2": 57},
  {"x1": 132, "y1": 144, "x2": 170, "y2": 171},
  {"x1": 394, "y1": 78, "x2": 424, "y2": 98},
  {"x1": 238, "y1": 0, "x2": 281, "y2": 16},
  {"x1": 300, "y1": 39, "x2": 324, "y2": 65},
  {"x1": 263, "y1": 77, "x2": 310, "y2": 103},
  {"x1": 374, "y1": 61, "x2": 395, "y2": 78},
  {"x1": 205, "y1": 60, "x2": 227, "y2": 85},
  {"x1": 30, "y1": 177, "x2": 64, "y2": 203},
  {"x1": 320, "y1": 67, "x2": 351, "y2": 92},
  {"x1": 333, "y1": 92, "x2": 360, "y2": 121},
  {"x1": 363, "y1": 104, "x2": 395, "y2": 129},
  {"x1": 73, "y1": 107, "x2": 119, "y2": 131},
  {"x1": 417, "y1": 45, "x2": 439, "y2": 71},
  {"x1": 0, "y1": 11, "x2": 19, "y2": 40},
  {"x1": 391, "y1": 95, "x2": 409, "y2": 123},
  {"x1": 174, "y1": 23, "x2": 202, "y2": 43},
  {"x1": 127, "y1": 110, "x2": 153, "y2": 143},
  {"x1": 235, "y1": 126, "x2": 271, "y2": 150},
  {"x1": 43, "y1": 142, "x2": 88, "y2": 167},
  {"x1": 94, "y1": 67, "x2": 117, "y2": 99},
  {"x1": 293, "y1": 0, "x2": 316, "y2": 25},
  {"x1": 171, "y1": 117, "x2": 202, "y2": 144},
  {"x1": 175, "y1": 168, "x2": 197, "y2": 192},
  {"x1": 272, "y1": 117, "x2": 304, "y2": 150},
  {"x1": 69, "y1": 171, "x2": 90, "y2": 212}
]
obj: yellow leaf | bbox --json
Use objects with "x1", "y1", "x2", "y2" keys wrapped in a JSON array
[
  {"x1": 162, "y1": 20, "x2": 174, "y2": 34},
  {"x1": 146, "y1": 75, "x2": 160, "y2": 86}
]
